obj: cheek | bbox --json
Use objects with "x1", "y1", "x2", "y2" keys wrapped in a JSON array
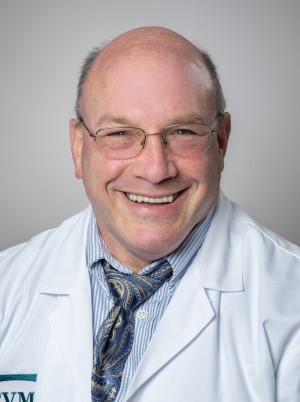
[
  {"x1": 207, "y1": 139, "x2": 225, "y2": 174},
  {"x1": 80, "y1": 146, "x2": 127, "y2": 197},
  {"x1": 80, "y1": 142, "x2": 106, "y2": 196},
  {"x1": 184, "y1": 150, "x2": 221, "y2": 184}
]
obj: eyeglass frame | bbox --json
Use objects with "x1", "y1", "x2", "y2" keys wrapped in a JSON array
[{"x1": 77, "y1": 113, "x2": 222, "y2": 159}]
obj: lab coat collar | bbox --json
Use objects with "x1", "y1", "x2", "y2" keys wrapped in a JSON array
[
  {"x1": 38, "y1": 207, "x2": 92, "y2": 295},
  {"x1": 200, "y1": 191, "x2": 244, "y2": 292}
]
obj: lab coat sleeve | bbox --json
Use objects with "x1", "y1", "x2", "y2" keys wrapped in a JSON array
[{"x1": 248, "y1": 222, "x2": 300, "y2": 402}]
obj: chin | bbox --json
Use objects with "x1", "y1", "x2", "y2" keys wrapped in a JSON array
[{"x1": 130, "y1": 231, "x2": 185, "y2": 259}]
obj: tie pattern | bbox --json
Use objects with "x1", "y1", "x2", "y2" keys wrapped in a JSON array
[{"x1": 91, "y1": 259, "x2": 173, "y2": 402}]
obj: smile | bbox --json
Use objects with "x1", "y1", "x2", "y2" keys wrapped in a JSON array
[{"x1": 126, "y1": 192, "x2": 179, "y2": 204}]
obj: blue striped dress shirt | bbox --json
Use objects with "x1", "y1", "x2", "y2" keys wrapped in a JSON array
[{"x1": 87, "y1": 207, "x2": 214, "y2": 401}]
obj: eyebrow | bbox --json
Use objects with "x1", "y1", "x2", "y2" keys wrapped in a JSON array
[
  {"x1": 95, "y1": 115, "x2": 133, "y2": 127},
  {"x1": 95, "y1": 113, "x2": 207, "y2": 128},
  {"x1": 167, "y1": 113, "x2": 207, "y2": 125}
]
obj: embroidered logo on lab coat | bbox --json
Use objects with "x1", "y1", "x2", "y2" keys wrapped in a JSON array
[{"x1": 0, "y1": 375, "x2": 36, "y2": 401}]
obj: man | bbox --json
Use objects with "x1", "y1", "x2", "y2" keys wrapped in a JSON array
[{"x1": 0, "y1": 26, "x2": 300, "y2": 402}]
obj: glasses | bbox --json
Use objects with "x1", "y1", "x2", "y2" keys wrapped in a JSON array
[{"x1": 78, "y1": 116, "x2": 220, "y2": 160}]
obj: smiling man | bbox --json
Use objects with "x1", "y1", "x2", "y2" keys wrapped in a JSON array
[
  {"x1": 1, "y1": 27, "x2": 300, "y2": 402},
  {"x1": 70, "y1": 28, "x2": 230, "y2": 271}
]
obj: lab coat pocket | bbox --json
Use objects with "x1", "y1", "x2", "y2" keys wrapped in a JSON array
[{"x1": 0, "y1": 374, "x2": 36, "y2": 401}]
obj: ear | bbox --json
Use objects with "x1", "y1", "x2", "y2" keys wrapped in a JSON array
[
  {"x1": 216, "y1": 112, "x2": 231, "y2": 171},
  {"x1": 70, "y1": 118, "x2": 83, "y2": 179}
]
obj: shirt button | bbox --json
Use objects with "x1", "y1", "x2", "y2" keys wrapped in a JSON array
[{"x1": 137, "y1": 309, "x2": 147, "y2": 320}]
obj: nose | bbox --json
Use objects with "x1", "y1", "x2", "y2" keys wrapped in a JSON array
[{"x1": 131, "y1": 133, "x2": 177, "y2": 183}]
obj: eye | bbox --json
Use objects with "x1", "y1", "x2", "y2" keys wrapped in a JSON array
[
  {"x1": 178, "y1": 129, "x2": 194, "y2": 135},
  {"x1": 167, "y1": 123, "x2": 210, "y2": 138},
  {"x1": 172, "y1": 128, "x2": 198, "y2": 136},
  {"x1": 106, "y1": 130, "x2": 131, "y2": 137}
]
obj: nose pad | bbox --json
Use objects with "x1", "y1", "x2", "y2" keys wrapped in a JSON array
[
  {"x1": 141, "y1": 133, "x2": 168, "y2": 151},
  {"x1": 140, "y1": 135, "x2": 146, "y2": 148},
  {"x1": 160, "y1": 134, "x2": 168, "y2": 148}
]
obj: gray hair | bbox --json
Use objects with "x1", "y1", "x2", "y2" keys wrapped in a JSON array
[
  {"x1": 198, "y1": 49, "x2": 226, "y2": 116},
  {"x1": 75, "y1": 46, "x2": 102, "y2": 119},
  {"x1": 75, "y1": 43, "x2": 226, "y2": 119}
]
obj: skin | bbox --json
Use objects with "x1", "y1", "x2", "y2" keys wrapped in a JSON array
[{"x1": 70, "y1": 27, "x2": 231, "y2": 273}]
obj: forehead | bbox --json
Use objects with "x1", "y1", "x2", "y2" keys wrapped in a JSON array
[{"x1": 81, "y1": 43, "x2": 215, "y2": 123}]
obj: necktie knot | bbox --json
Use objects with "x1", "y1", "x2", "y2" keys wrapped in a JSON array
[{"x1": 102, "y1": 259, "x2": 173, "y2": 312}]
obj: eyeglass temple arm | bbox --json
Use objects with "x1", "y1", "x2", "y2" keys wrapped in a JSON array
[{"x1": 77, "y1": 117, "x2": 97, "y2": 139}]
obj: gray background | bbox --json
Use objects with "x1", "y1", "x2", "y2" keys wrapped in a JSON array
[{"x1": 1, "y1": 0, "x2": 299, "y2": 250}]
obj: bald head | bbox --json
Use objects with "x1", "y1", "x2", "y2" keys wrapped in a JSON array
[
  {"x1": 75, "y1": 27, "x2": 226, "y2": 118},
  {"x1": 97, "y1": 27, "x2": 203, "y2": 62}
]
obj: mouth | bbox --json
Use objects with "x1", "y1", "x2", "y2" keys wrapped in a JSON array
[{"x1": 126, "y1": 192, "x2": 179, "y2": 204}]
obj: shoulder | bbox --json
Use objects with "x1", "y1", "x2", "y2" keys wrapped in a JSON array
[
  {"x1": 199, "y1": 193, "x2": 300, "y2": 291},
  {"x1": 219, "y1": 193, "x2": 300, "y2": 260},
  {"x1": 0, "y1": 207, "x2": 92, "y2": 264},
  {"x1": 0, "y1": 207, "x2": 92, "y2": 298},
  {"x1": 226, "y1": 197, "x2": 300, "y2": 308},
  {"x1": 236, "y1": 204, "x2": 300, "y2": 264},
  {"x1": 212, "y1": 193, "x2": 300, "y2": 290}
]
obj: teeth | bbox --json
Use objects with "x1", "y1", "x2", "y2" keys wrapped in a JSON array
[{"x1": 126, "y1": 193, "x2": 176, "y2": 203}]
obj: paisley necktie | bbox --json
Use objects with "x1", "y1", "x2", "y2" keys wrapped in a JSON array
[{"x1": 91, "y1": 259, "x2": 173, "y2": 402}]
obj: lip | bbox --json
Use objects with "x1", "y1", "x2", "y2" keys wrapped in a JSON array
[
  {"x1": 125, "y1": 192, "x2": 180, "y2": 204},
  {"x1": 114, "y1": 188, "x2": 190, "y2": 224}
]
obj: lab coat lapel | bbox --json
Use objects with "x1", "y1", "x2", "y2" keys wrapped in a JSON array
[
  {"x1": 37, "y1": 208, "x2": 93, "y2": 401},
  {"x1": 46, "y1": 275, "x2": 93, "y2": 401},
  {"x1": 125, "y1": 256, "x2": 215, "y2": 400}
]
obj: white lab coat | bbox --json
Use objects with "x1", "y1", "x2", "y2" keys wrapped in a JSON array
[{"x1": 1, "y1": 193, "x2": 300, "y2": 402}]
